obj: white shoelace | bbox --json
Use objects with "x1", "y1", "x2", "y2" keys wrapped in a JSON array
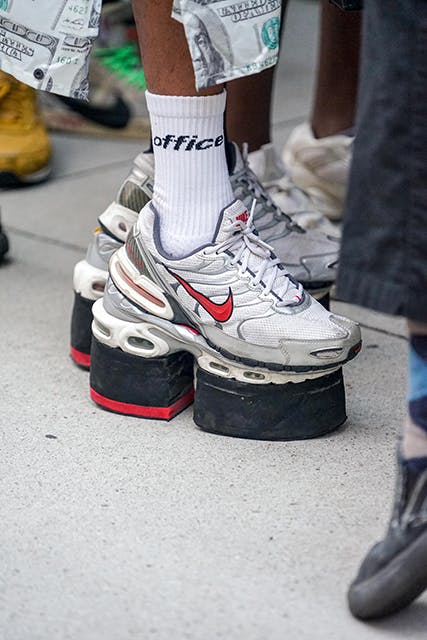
[{"x1": 205, "y1": 201, "x2": 303, "y2": 306}]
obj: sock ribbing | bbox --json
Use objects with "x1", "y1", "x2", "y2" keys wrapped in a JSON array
[{"x1": 145, "y1": 90, "x2": 233, "y2": 257}]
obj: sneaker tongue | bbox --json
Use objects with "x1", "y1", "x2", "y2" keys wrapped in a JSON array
[{"x1": 213, "y1": 200, "x2": 250, "y2": 244}]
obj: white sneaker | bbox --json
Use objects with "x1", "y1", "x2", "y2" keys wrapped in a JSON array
[
  {"x1": 95, "y1": 199, "x2": 361, "y2": 375},
  {"x1": 70, "y1": 147, "x2": 340, "y2": 366},
  {"x1": 282, "y1": 122, "x2": 353, "y2": 220},
  {"x1": 247, "y1": 142, "x2": 340, "y2": 235}
]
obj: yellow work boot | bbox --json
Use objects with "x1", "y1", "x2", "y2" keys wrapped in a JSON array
[{"x1": 0, "y1": 71, "x2": 51, "y2": 187}]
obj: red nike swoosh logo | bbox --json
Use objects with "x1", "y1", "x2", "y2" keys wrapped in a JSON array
[{"x1": 167, "y1": 269, "x2": 233, "y2": 323}]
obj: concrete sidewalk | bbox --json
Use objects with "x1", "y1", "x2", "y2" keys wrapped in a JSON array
[{"x1": 1, "y1": 1, "x2": 425, "y2": 638}]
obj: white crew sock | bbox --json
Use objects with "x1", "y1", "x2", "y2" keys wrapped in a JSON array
[{"x1": 145, "y1": 90, "x2": 233, "y2": 257}]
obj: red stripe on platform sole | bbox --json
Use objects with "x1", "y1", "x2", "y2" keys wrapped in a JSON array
[
  {"x1": 90, "y1": 386, "x2": 195, "y2": 420},
  {"x1": 70, "y1": 346, "x2": 91, "y2": 368}
]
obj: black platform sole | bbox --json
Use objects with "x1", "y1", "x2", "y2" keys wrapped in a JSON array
[
  {"x1": 90, "y1": 338, "x2": 195, "y2": 420},
  {"x1": 90, "y1": 337, "x2": 347, "y2": 439},
  {"x1": 194, "y1": 367, "x2": 346, "y2": 440},
  {"x1": 70, "y1": 293, "x2": 95, "y2": 369}
]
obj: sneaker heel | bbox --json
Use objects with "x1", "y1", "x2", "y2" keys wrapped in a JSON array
[
  {"x1": 70, "y1": 293, "x2": 94, "y2": 369},
  {"x1": 193, "y1": 367, "x2": 346, "y2": 440},
  {"x1": 90, "y1": 337, "x2": 195, "y2": 420}
]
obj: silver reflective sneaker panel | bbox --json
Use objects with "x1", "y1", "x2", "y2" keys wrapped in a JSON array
[{"x1": 105, "y1": 199, "x2": 361, "y2": 373}]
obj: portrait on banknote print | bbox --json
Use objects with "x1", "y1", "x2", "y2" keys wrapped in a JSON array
[
  {"x1": 187, "y1": 14, "x2": 225, "y2": 84},
  {"x1": 176, "y1": 0, "x2": 281, "y2": 89},
  {"x1": 181, "y1": 0, "x2": 233, "y2": 88}
]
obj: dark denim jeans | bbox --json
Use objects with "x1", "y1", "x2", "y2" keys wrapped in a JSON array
[{"x1": 337, "y1": 0, "x2": 427, "y2": 322}]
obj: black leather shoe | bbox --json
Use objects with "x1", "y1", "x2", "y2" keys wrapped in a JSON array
[{"x1": 56, "y1": 93, "x2": 131, "y2": 129}]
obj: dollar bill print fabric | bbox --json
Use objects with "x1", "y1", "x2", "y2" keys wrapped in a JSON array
[
  {"x1": 0, "y1": 0, "x2": 281, "y2": 98},
  {"x1": 0, "y1": 0, "x2": 102, "y2": 98},
  {"x1": 172, "y1": 0, "x2": 282, "y2": 90}
]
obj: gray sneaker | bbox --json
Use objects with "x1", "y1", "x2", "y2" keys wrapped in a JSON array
[
  {"x1": 228, "y1": 142, "x2": 339, "y2": 295},
  {"x1": 247, "y1": 142, "x2": 340, "y2": 235}
]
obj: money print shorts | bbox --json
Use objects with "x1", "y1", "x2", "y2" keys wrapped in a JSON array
[
  {"x1": 0, "y1": 0, "x2": 102, "y2": 99},
  {"x1": 172, "y1": 0, "x2": 282, "y2": 90},
  {"x1": 0, "y1": 0, "x2": 282, "y2": 98}
]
